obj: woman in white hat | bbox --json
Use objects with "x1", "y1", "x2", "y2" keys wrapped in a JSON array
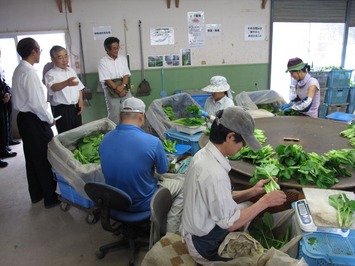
[{"x1": 199, "y1": 76, "x2": 235, "y2": 120}]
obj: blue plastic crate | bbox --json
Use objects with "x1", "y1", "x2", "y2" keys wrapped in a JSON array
[
  {"x1": 325, "y1": 88, "x2": 350, "y2": 104},
  {"x1": 165, "y1": 128, "x2": 203, "y2": 155},
  {"x1": 326, "y1": 112, "x2": 355, "y2": 123},
  {"x1": 190, "y1": 94, "x2": 211, "y2": 108},
  {"x1": 318, "y1": 103, "x2": 328, "y2": 118},
  {"x1": 298, "y1": 232, "x2": 355, "y2": 266},
  {"x1": 349, "y1": 87, "x2": 355, "y2": 104},
  {"x1": 348, "y1": 103, "x2": 355, "y2": 114},
  {"x1": 310, "y1": 71, "x2": 329, "y2": 88},
  {"x1": 327, "y1": 70, "x2": 353, "y2": 89},
  {"x1": 55, "y1": 172, "x2": 94, "y2": 209}
]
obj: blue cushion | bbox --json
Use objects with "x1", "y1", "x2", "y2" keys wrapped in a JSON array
[{"x1": 111, "y1": 209, "x2": 151, "y2": 223}]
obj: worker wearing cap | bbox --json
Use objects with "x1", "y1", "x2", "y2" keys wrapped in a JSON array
[
  {"x1": 99, "y1": 97, "x2": 183, "y2": 233},
  {"x1": 281, "y1": 57, "x2": 320, "y2": 118},
  {"x1": 199, "y1": 76, "x2": 235, "y2": 120},
  {"x1": 181, "y1": 106, "x2": 287, "y2": 264}
]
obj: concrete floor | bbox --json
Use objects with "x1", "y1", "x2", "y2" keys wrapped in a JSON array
[{"x1": 0, "y1": 141, "x2": 147, "y2": 266}]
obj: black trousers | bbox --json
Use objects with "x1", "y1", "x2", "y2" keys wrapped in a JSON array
[
  {"x1": 17, "y1": 112, "x2": 57, "y2": 204},
  {"x1": 52, "y1": 104, "x2": 82, "y2": 134}
]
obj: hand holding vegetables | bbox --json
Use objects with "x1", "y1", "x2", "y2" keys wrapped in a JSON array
[{"x1": 199, "y1": 109, "x2": 209, "y2": 117}]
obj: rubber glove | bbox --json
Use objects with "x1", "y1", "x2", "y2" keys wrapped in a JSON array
[
  {"x1": 280, "y1": 103, "x2": 293, "y2": 111},
  {"x1": 199, "y1": 109, "x2": 209, "y2": 117},
  {"x1": 281, "y1": 106, "x2": 292, "y2": 115}
]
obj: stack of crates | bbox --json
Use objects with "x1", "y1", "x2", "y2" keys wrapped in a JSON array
[
  {"x1": 348, "y1": 86, "x2": 355, "y2": 114},
  {"x1": 310, "y1": 71, "x2": 329, "y2": 118},
  {"x1": 324, "y1": 70, "x2": 353, "y2": 115}
]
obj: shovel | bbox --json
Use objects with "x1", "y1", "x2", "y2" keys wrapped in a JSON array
[{"x1": 136, "y1": 20, "x2": 151, "y2": 96}]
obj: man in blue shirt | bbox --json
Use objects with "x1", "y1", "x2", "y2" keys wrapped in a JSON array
[{"x1": 99, "y1": 97, "x2": 183, "y2": 233}]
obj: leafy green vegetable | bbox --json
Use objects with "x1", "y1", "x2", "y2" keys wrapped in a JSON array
[
  {"x1": 73, "y1": 134, "x2": 104, "y2": 164},
  {"x1": 173, "y1": 117, "x2": 206, "y2": 126},
  {"x1": 248, "y1": 212, "x2": 291, "y2": 250},
  {"x1": 184, "y1": 105, "x2": 200, "y2": 116},
  {"x1": 250, "y1": 164, "x2": 280, "y2": 192},
  {"x1": 163, "y1": 105, "x2": 176, "y2": 121},
  {"x1": 328, "y1": 193, "x2": 355, "y2": 228},
  {"x1": 163, "y1": 139, "x2": 177, "y2": 153}
]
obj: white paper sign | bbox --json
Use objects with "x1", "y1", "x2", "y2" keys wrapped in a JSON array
[
  {"x1": 150, "y1": 27, "x2": 175, "y2": 45},
  {"x1": 244, "y1": 24, "x2": 265, "y2": 41},
  {"x1": 206, "y1": 24, "x2": 221, "y2": 36},
  {"x1": 93, "y1": 26, "x2": 112, "y2": 40}
]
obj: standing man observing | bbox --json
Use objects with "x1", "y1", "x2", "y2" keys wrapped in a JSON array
[
  {"x1": 182, "y1": 106, "x2": 287, "y2": 264},
  {"x1": 12, "y1": 38, "x2": 59, "y2": 208},
  {"x1": 45, "y1": 45, "x2": 84, "y2": 133},
  {"x1": 98, "y1": 36, "x2": 131, "y2": 124}
]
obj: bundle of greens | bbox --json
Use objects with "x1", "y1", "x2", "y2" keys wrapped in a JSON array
[
  {"x1": 162, "y1": 139, "x2": 177, "y2": 153},
  {"x1": 228, "y1": 145, "x2": 275, "y2": 165},
  {"x1": 162, "y1": 105, "x2": 176, "y2": 121},
  {"x1": 184, "y1": 105, "x2": 200, "y2": 116},
  {"x1": 73, "y1": 134, "x2": 104, "y2": 164},
  {"x1": 250, "y1": 163, "x2": 280, "y2": 193},
  {"x1": 328, "y1": 193, "x2": 355, "y2": 228},
  {"x1": 340, "y1": 124, "x2": 355, "y2": 147},
  {"x1": 173, "y1": 117, "x2": 206, "y2": 126}
]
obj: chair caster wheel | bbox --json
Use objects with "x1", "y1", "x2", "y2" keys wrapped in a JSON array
[{"x1": 96, "y1": 250, "x2": 105, "y2": 259}]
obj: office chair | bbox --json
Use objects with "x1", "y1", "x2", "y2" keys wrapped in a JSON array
[
  {"x1": 84, "y1": 182, "x2": 172, "y2": 265},
  {"x1": 149, "y1": 186, "x2": 172, "y2": 249}
]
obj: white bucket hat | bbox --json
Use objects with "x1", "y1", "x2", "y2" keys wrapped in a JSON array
[{"x1": 202, "y1": 76, "x2": 230, "y2": 93}]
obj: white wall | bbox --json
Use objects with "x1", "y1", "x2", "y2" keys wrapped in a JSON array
[{"x1": 0, "y1": 0, "x2": 271, "y2": 73}]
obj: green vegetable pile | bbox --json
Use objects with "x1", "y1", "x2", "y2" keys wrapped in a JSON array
[
  {"x1": 248, "y1": 212, "x2": 291, "y2": 250},
  {"x1": 250, "y1": 145, "x2": 354, "y2": 189},
  {"x1": 230, "y1": 126, "x2": 355, "y2": 188},
  {"x1": 277, "y1": 109, "x2": 300, "y2": 116},
  {"x1": 163, "y1": 139, "x2": 177, "y2": 153},
  {"x1": 173, "y1": 117, "x2": 206, "y2": 126},
  {"x1": 73, "y1": 134, "x2": 104, "y2": 164},
  {"x1": 328, "y1": 193, "x2": 355, "y2": 228},
  {"x1": 163, "y1": 105, "x2": 176, "y2": 121},
  {"x1": 184, "y1": 105, "x2": 200, "y2": 116},
  {"x1": 340, "y1": 124, "x2": 355, "y2": 147}
]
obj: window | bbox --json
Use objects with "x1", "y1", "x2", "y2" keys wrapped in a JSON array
[{"x1": 270, "y1": 0, "x2": 354, "y2": 101}]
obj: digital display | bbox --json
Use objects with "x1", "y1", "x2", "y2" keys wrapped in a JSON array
[{"x1": 298, "y1": 202, "x2": 307, "y2": 216}]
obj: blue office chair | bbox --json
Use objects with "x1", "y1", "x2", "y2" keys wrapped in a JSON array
[{"x1": 84, "y1": 182, "x2": 172, "y2": 266}]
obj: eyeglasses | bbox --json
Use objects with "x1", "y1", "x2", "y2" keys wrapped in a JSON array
[{"x1": 34, "y1": 47, "x2": 42, "y2": 53}]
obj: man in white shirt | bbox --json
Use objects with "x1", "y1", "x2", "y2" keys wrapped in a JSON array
[
  {"x1": 182, "y1": 106, "x2": 287, "y2": 264},
  {"x1": 12, "y1": 37, "x2": 59, "y2": 209},
  {"x1": 45, "y1": 46, "x2": 84, "y2": 133},
  {"x1": 98, "y1": 37, "x2": 131, "y2": 124}
]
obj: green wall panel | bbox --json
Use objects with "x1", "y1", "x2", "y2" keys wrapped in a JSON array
[{"x1": 82, "y1": 63, "x2": 269, "y2": 124}]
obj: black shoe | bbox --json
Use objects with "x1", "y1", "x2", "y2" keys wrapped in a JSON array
[
  {"x1": 44, "y1": 196, "x2": 60, "y2": 209},
  {"x1": 0, "y1": 159, "x2": 8, "y2": 168},
  {"x1": 0, "y1": 150, "x2": 17, "y2": 158},
  {"x1": 9, "y1": 140, "x2": 21, "y2": 145},
  {"x1": 32, "y1": 197, "x2": 43, "y2": 204}
]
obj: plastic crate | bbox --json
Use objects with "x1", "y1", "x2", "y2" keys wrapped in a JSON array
[
  {"x1": 55, "y1": 172, "x2": 94, "y2": 209},
  {"x1": 327, "y1": 103, "x2": 349, "y2": 115},
  {"x1": 348, "y1": 103, "x2": 355, "y2": 114},
  {"x1": 172, "y1": 123, "x2": 206, "y2": 135},
  {"x1": 327, "y1": 70, "x2": 353, "y2": 88},
  {"x1": 190, "y1": 94, "x2": 211, "y2": 108},
  {"x1": 326, "y1": 112, "x2": 355, "y2": 123},
  {"x1": 298, "y1": 232, "x2": 355, "y2": 266},
  {"x1": 325, "y1": 88, "x2": 350, "y2": 104},
  {"x1": 165, "y1": 128, "x2": 203, "y2": 155},
  {"x1": 349, "y1": 87, "x2": 355, "y2": 104},
  {"x1": 318, "y1": 103, "x2": 328, "y2": 118},
  {"x1": 319, "y1": 88, "x2": 327, "y2": 105},
  {"x1": 310, "y1": 71, "x2": 329, "y2": 88}
]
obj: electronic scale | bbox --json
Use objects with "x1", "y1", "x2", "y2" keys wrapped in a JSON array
[{"x1": 294, "y1": 199, "x2": 350, "y2": 237}]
